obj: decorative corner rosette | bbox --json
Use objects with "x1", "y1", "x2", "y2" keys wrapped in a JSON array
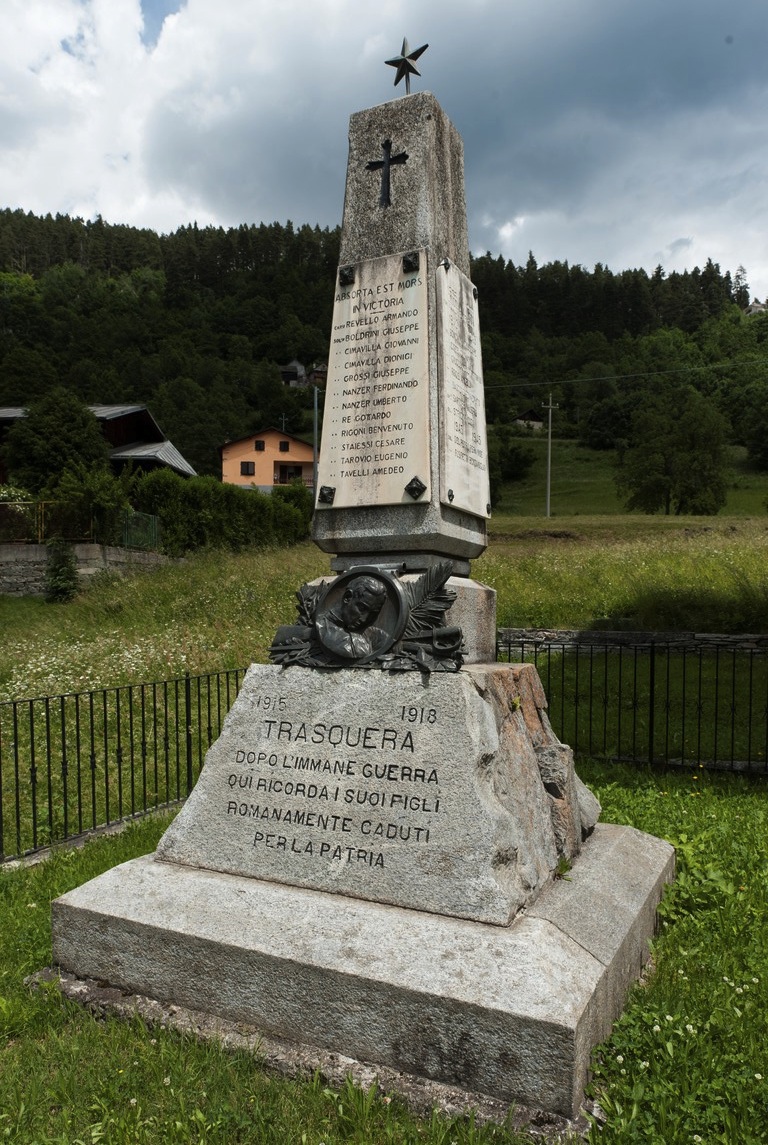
[{"x1": 270, "y1": 561, "x2": 463, "y2": 673}]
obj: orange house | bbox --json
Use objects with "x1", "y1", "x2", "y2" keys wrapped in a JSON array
[{"x1": 220, "y1": 427, "x2": 315, "y2": 492}]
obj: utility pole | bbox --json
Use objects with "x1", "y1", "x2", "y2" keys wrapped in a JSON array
[
  {"x1": 543, "y1": 392, "x2": 559, "y2": 518},
  {"x1": 313, "y1": 385, "x2": 319, "y2": 495}
]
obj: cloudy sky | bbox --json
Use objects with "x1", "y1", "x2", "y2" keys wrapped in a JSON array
[{"x1": 3, "y1": 0, "x2": 768, "y2": 298}]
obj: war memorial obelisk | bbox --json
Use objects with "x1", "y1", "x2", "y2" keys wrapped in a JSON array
[{"x1": 52, "y1": 44, "x2": 674, "y2": 1120}]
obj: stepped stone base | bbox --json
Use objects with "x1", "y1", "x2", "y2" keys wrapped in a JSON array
[{"x1": 52, "y1": 822, "x2": 673, "y2": 1118}]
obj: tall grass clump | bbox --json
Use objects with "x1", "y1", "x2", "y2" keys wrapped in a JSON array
[{"x1": 479, "y1": 518, "x2": 768, "y2": 632}]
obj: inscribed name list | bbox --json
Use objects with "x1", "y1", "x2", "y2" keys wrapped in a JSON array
[
  {"x1": 156, "y1": 665, "x2": 518, "y2": 924},
  {"x1": 436, "y1": 260, "x2": 490, "y2": 518},
  {"x1": 315, "y1": 251, "x2": 429, "y2": 509}
]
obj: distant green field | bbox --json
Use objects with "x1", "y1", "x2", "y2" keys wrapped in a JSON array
[{"x1": 494, "y1": 437, "x2": 768, "y2": 518}]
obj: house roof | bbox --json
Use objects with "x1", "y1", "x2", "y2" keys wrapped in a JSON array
[
  {"x1": 0, "y1": 404, "x2": 196, "y2": 476},
  {"x1": 108, "y1": 440, "x2": 197, "y2": 476},
  {"x1": 220, "y1": 426, "x2": 315, "y2": 452},
  {"x1": 89, "y1": 404, "x2": 167, "y2": 443},
  {"x1": 90, "y1": 403, "x2": 152, "y2": 419},
  {"x1": 514, "y1": 408, "x2": 544, "y2": 423}
]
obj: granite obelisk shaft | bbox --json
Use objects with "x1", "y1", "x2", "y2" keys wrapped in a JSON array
[{"x1": 312, "y1": 92, "x2": 489, "y2": 574}]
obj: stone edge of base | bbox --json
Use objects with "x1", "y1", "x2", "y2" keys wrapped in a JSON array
[
  {"x1": 50, "y1": 821, "x2": 673, "y2": 1119},
  {"x1": 29, "y1": 966, "x2": 595, "y2": 1142}
]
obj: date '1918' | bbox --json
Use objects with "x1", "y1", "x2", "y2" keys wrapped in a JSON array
[{"x1": 400, "y1": 707, "x2": 437, "y2": 725}]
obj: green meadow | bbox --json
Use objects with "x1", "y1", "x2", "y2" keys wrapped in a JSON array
[
  {"x1": 492, "y1": 438, "x2": 768, "y2": 520},
  {"x1": 3, "y1": 508, "x2": 768, "y2": 705}
]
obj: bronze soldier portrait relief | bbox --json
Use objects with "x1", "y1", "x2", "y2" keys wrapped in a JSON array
[
  {"x1": 270, "y1": 562, "x2": 463, "y2": 672},
  {"x1": 315, "y1": 574, "x2": 394, "y2": 661}
]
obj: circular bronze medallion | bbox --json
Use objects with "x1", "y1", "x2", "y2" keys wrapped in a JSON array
[{"x1": 314, "y1": 567, "x2": 408, "y2": 663}]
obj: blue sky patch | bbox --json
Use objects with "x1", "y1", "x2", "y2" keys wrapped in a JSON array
[{"x1": 140, "y1": 0, "x2": 183, "y2": 47}]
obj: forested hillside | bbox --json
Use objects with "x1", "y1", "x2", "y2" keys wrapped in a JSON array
[
  {"x1": 0, "y1": 210, "x2": 339, "y2": 474},
  {"x1": 2, "y1": 207, "x2": 767, "y2": 509}
]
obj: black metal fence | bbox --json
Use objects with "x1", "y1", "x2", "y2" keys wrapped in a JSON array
[
  {"x1": 497, "y1": 630, "x2": 768, "y2": 775},
  {"x1": 0, "y1": 502, "x2": 160, "y2": 550},
  {"x1": 2, "y1": 632, "x2": 767, "y2": 862},
  {"x1": 0, "y1": 669, "x2": 244, "y2": 862}
]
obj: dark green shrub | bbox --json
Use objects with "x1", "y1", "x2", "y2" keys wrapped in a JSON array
[
  {"x1": 272, "y1": 481, "x2": 313, "y2": 531},
  {"x1": 269, "y1": 496, "x2": 304, "y2": 544},
  {"x1": 44, "y1": 540, "x2": 79, "y2": 603},
  {"x1": 133, "y1": 469, "x2": 187, "y2": 556},
  {"x1": 133, "y1": 470, "x2": 311, "y2": 556}
]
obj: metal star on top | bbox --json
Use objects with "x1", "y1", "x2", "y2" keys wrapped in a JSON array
[{"x1": 385, "y1": 37, "x2": 428, "y2": 96}]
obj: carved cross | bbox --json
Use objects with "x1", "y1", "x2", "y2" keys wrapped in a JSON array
[{"x1": 365, "y1": 139, "x2": 408, "y2": 208}]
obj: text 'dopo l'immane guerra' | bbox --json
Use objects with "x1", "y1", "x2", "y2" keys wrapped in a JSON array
[{"x1": 154, "y1": 665, "x2": 526, "y2": 922}]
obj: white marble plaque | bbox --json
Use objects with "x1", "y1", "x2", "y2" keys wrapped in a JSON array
[
  {"x1": 436, "y1": 261, "x2": 491, "y2": 518},
  {"x1": 316, "y1": 252, "x2": 430, "y2": 509}
]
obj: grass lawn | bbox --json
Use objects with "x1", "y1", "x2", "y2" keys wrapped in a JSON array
[
  {"x1": 3, "y1": 514, "x2": 768, "y2": 703},
  {"x1": 481, "y1": 516, "x2": 768, "y2": 632},
  {"x1": 1, "y1": 763, "x2": 767, "y2": 1143}
]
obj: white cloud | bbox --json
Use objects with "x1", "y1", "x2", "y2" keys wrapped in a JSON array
[{"x1": 2, "y1": 0, "x2": 768, "y2": 297}]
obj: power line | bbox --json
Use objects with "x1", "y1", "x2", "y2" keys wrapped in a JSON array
[{"x1": 482, "y1": 359, "x2": 759, "y2": 393}]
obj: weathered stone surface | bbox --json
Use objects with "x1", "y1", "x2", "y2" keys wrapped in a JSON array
[
  {"x1": 444, "y1": 577, "x2": 496, "y2": 664},
  {"x1": 339, "y1": 93, "x2": 469, "y2": 274},
  {"x1": 435, "y1": 258, "x2": 490, "y2": 519},
  {"x1": 155, "y1": 663, "x2": 593, "y2": 925},
  {"x1": 315, "y1": 250, "x2": 430, "y2": 512},
  {"x1": 0, "y1": 542, "x2": 168, "y2": 597},
  {"x1": 312, "y1": 93, "x2": 487, "y2": 569},
  {"x1": 51, "y1": 823, "x2": 674, "y2": 1119},
  {"x1": 36, "y1": 969, "x2": 594, "y2": 1139}
]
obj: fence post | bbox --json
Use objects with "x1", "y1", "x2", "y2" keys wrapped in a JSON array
[
  {"x1": 185, "y1": 671, "x2": 194, "y2": 796},
  {"x1": 648, "y1": 642, "x2": 656, "y2": 765}
]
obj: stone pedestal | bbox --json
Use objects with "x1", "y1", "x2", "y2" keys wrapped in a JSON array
[
  {"x1": 154, "y1": 664, "x2": 598, "y2": 924},
  {"x1": 51, "y1": 87, "x2": 675, "y2": 1124},
  {"x1": 52, "y1": 664, "x2": 673, "y2": 1117},
  {"x1": 52, "y1": 823, "x2": 673, "y2": 1119}
]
